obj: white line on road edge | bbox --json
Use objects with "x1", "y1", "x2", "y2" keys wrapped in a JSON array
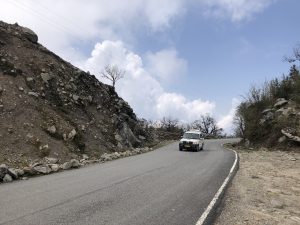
[{"x1": 195, "y1": 145, "x2": 238, "y2": 225}]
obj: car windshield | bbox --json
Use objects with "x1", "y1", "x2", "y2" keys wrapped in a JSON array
[{"x1": 183, "y1": 133, "x2": 199, "y2": 139}]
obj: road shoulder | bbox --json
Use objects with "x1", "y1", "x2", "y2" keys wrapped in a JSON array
[{"x1": 214, "y1": 148, "x2": 300, "y2": 225}]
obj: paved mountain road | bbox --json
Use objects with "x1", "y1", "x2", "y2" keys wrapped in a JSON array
[{"x1": 0, "y1": 139, "x2": 237, "y2": 225}]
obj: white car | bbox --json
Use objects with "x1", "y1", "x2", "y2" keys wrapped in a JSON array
[{"x1": 179, "y1": 130, "x2": 204, "y2": 151}]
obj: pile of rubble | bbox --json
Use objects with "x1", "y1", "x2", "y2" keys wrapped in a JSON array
[
  {"x1": 0, "y1": 146, "x2": 153, "y2": 184},
  {"x1": 0, "y1": 21, "x2": 150, "y2": 168}
]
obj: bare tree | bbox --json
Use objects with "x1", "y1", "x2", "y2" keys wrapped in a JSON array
[
  {"x1": 191, "y1": 115, "x2": 223, "y2": 137},
  {"x1": 101, "y1": 64, "x2": 125, "y2": 88},
  {"x1": 160, "y1": 117, "x2": 179, "y2": 132}
]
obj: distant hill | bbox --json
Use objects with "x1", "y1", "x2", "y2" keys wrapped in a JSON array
[{"x1": 0, "y1": 21, "x2": 148, "y2": 167}]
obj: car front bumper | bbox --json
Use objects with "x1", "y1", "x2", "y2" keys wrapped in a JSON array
[{"x1": 179, "y1": 143, "x2": 199, "y2": 150}]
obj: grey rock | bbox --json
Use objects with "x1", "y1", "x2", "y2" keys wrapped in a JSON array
[
  {"x1": 82, "y1": 154, "x2": 89, "y2": 160},
  {"x1": 28, "y1": 92, "x2": 39, "y2": 97},
  {"x1": 115, "y1": 134, "x2": 122, "y2": 142},
  {"x1": 68, "y1": 129, "x2": 77, "y2": 140},
  {"x1": 61, "y1": 161, "x2": 72, "y2": 170},
  {"x1": 33, "y1": 165, "x2": 51, "y2": 174},
  {"x1": 70, "y1": 159, "x2": 80, "y2": 168},
  {"x1": 100, "y1": 153, "x2": 112, "y2": 162},
  {"x1": 49, "y1": 164, "x2": 60, "y2": 172},
  {"x1": 21, "y1": 27, "x2": 38, "y2": 43},
  {"x1": 278, "y1": 136, "x2": 287, "y2": 143},
  {"x1": 72, "y1": 95, "x2": 79, "y2": 101},
  {"x1": 23, "y1": 167, "x2": 36, "y2": 176},
  {"x1": 3, "y1": 174, "x2": 13, "y2": 182},
  {"x1": 0, "y1": 164, "x2": 8, "y2": 179},
  {"x1": 40, "y1": 72, "x2": 53, "y2": 83},
  {"x1": 7, "y1": 168, "x2": 18, "y2": 179},
  {"x1": 119, "y1": 123, "x2": 141, "y2": 148},
  {"x1": 47, "y1": 125, "x2": 56, "y2": 134},
  {"x1": 262, "y1": 108, "x2": 274, "y2": 115},
  {"x1": 15, "y1": 169, "x2": 24, "y2": 177},
  {"x1": 281, "y1": 129, "x2": 300, "y2": 143},
  {"x1": 111, "y1": 152, "x2": 121, "y2": 159},
  {"x1": 274, "y1": 98, "x2": 288, "y2": 108},
  {"x1": 45, "y1": 157, "x2": 59, "y2": 164},
  {"x1": 26, "y1": 77, "x2": 34, "y2": 82}
]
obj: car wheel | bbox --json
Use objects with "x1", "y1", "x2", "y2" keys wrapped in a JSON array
[
  {"x1": 201, "y1": 144, "x2": 204, "y2": 150},
  {"x1": 196, "y1": 145, "x2": 200, "y2": 152},
  {"x1": 179, "y1": 147, "x2": 183, "y2": 151}
]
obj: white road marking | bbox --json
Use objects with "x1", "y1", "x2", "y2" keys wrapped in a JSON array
[{"x1": 195, "y1": 144, "x2": 238, "y2": 225}]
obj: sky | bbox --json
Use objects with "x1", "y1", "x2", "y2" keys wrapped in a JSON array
[{"x1": 0, "y1": 0, "x2": 299, "y2": 133}]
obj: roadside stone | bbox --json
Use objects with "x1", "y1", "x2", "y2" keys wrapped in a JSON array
[
  {"x1": 3, "y1": 174, "x2": 13, "y2": 182},
  {"x1": 15, "y1": 169, "x2": 24, "y2": 177},
  {"x1": 70, "y1": 159, "x2": 80, "y2": 168},
  {"x1": 100, "y1": 153, "x2": 112, "y2": 162},
  {"x1": 49, "y1": 164, "x2": 60, "y2": 172},
  {"x1": 0, "y1": 164, "x2": 8, "y2": 180},
  {"x1": 33, "y1": 165, "x2": 51, "y2": 174},
  {"x1": 82, "y1": 154, "x2": 89, "y2": 160},
  {"x1": 23, "y1": 166, "x2": 36, "y2": 176},
  {"x1": 45, "y1": 157, "x2": 59, "y2": 164},
  {"x1": 7, "y1": 168, "x2": 18, "y2": 179},
  {"x1": 61, "y1": 161, "x2": 72, "y2": 170}
]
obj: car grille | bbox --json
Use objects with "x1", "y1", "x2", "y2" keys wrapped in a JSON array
[{"x1": 182, "y1": 141, "x2": 193, "y2": 145}]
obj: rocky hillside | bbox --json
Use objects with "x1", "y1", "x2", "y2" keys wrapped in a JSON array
[
  {"x1": 0, "y1": 21, "x2": 148, "y2": 167},
  {"x1": 235, "y1": 54, "x2": 300, "y2": 149}
]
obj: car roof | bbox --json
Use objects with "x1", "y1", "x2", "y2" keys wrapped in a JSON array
[{"x1": 185, "y1": 130, "x2": 201, "y2": 134}]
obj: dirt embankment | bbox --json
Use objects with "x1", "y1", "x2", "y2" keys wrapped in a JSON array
[{"x1": 214, "y1": 148, "x2": 300, "y2": 225}]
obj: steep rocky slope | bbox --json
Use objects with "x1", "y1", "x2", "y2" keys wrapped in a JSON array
[{"x1": 0, "y1": 21, "x2": 147, "y2": 167}]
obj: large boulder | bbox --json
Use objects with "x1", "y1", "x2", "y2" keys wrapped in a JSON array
[
  {"x1": 3, "y1": 174, "x2": 13, "y2": 183},
  {"x1": 0, "y1": 164, "x2": 8, "y2": 180},
  {"x1": 119, "y1": 123, "x2": 141, "y2": 148},
  {"x1": 274, "y1": 98, "x2": 288, "y2": 108},
  {"x1": 20, "y1": 26, "x2": 38, "y2": 43}
]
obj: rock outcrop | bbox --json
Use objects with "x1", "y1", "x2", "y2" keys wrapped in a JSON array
[{"x1": 260, "y1": 98, "x2": 300, "y2": 145}]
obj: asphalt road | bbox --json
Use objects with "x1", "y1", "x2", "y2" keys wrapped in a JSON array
[{"x1": 0, "y1": 139, "x2": 237, "y2": 225}]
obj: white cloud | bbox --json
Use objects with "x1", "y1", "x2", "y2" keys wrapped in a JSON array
[
  {"x1": 0, "y1": 0, "x2": 186, "y2": 62},
  {"x1": 156, "y1": 93, "x2": 215, "y2": 121},
  {"x1": 199, "y1": 0, "x2": 274, "y2": 22},
  {"x1": 146, "y1": 49, "x2": 187, "y2": 83},
  {"x1": 217, "y1": 98, "x2": 241, "y2": 133},
  {"x1": 80, "y1": 40, "x2": 215, "y2": 121},
  {"x1": 0, "y1": 0, "x2": 271, "y2": 125}
]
